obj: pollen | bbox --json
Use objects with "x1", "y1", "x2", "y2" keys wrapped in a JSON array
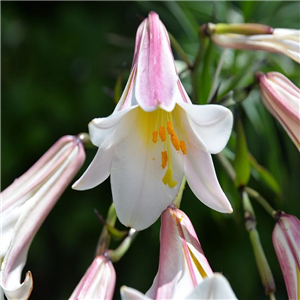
[
  {"x1": 167, "y1": 121, "x2": 174, "y2": 135},
  {"x1": 159, "y1": 126, "x2": 166, "y2": 141},
  {"x1": 161, "y1": 151, "x2": 168, "y2": 169},
  {"x1": 162, "y1": 168, "x2": 177, "y2": 188},
  {"x1": 152, "y1": 131, "x2": 158, "y2": 143},
  {"x1": 180, "y1": 140, "x2": 187, "y2": 155},
  {"x1": 170, "y1": 133, "x2": 180, "y2": 151}
]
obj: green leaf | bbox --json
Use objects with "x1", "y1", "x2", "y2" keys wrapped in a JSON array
[
  {"x1": 234, "y1": 115, "x2": 250, "y2": 187},
  {"x1": 248, "y1": 153, "x2": 282, "y2": 196}
]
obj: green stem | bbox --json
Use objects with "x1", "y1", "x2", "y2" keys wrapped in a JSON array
[
  {"x1": 106, "y1": 228, "x2": 138, "y2": 263},
  {"x1": 169, "y1": 32, "x2": 192, "y2": 68},
  {"x1": 245, "y1": 187, "x2": 276, "y2": 219},
  {"x1": 216, "y1": 152, "x2": 235, "y2": 182},
  {"x1": 208, "y1": 49, "x2": 227, "y2": 103},
  {"x1": 269, "y1": 292, "x2": 276, "y2": 300},
  {"x1": 242, "y1": 191, "x2": 276, "y2": 296},
  {"x1": 191, "y1": 36, "x2": 208, "y2": 103},
  {"x1": 95, "y1": 203, "x2": 117, "y2": 256}
]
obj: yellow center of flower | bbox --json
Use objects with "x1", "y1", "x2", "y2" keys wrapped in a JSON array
[{"x1": 149, "y1": 108, "x2": 187, "y2": 188}]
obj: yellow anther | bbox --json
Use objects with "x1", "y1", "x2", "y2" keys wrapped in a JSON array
[
  {"x1": 167, "y1": 121, "x2": 174, "y2": 135},
  {"x1": 161, "y1": 151, "x2": 168, "y2": 169},
  {"x1": 171, "y1": 133, "x2": 180, "y2": 151},
  {"x1": 180, "y1": 140, "x2": 187, "y2": 155},
  {"x1": 159, "y1": 126, "x2": 166, "y2": 141},
  {"x1": 152, "y1": 131, "x2": 158, "y2": 143},
  {"x1": 162, "y1": 168, "x2": 177, "y2": 188}
]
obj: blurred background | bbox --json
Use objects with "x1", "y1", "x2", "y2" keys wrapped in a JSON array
[{"x1": 2, "y1": 1, "x2": 300, "y2": 299}]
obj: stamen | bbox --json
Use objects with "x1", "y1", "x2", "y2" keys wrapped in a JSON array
[
  {"x1": 159, "y1": 126, "x2": 166, "y2": 141},
  {"x1": 152, "y1": 131, "x2": 158, "y2": 143},
  {"x1": 180, "y1": 140, "x2": 187, "y2": 155},
  {"x1": 162, "y1": 168, "x2": 177, "y2": 188},
  {"x1": 171, "y1": 133, "x2": 180, "y2": 151},
  {"x1": 161, "y1": 151, "x2": 168, "y2": 169},
  {"x1": 167, "y1": 121, "x2": 174, "y2": 135}
]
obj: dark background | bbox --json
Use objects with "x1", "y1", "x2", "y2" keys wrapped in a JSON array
[{"x1": 2, "y1": 1, "x2": 300, "y2": 299}]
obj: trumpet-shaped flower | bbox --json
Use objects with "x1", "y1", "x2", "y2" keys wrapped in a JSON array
[
  {"x1": 257, "y1": 72, "x2": 300, "y2": 151},
  {"x1": 73, "y1": 11, "x2": 233, "y2": 231},
  {"x1": 120, "y1": 206, "x2": 237, "y2": 299},
  {"x1": 0, "y1": 135, "x2": 85, "y2": 300},
  {"x1": 207, "y1": 23, "x2": 300, "y2": 63},
  {"x1": 272, "y1": 212, "x2": 300, "y2": 300},
  {"x1": 69, "y1": 255, "x2": 116, "y2": 300}
]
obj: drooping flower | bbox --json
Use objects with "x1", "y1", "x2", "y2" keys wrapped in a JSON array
[
  {"x1": 257, "y1": 71, "x2": 300, "y2": 151},
  {"x1": 272, "y1": 211, "x2": 300, "y2": 300},
  {"x1": 120, "y1": 206, "x2": 237, "y2": 299},
  {"x1": 73, "y1": 11, "x2": 233, "y2": 231},
  {"x1": 69, "y1": 255, "x2": 116, "y2": 300},
  {"x1": 0, "y1": 135, "x2": 85, "y2": 300},
  {"x1": 206, "y1": 23, "x2": 300, "y2": 63}
]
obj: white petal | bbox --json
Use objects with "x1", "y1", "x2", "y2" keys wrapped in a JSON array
[
  {"x1": 88, "y1": 106, "x2": 137, "y2": 148},
  {"x1": 184, "y1": 143, "x2": 232, "y2": 213},
  {"x1": 73, "y1": 107, "x2": 138, "y2": 191},
  {"x1": 121, "y1": 286, "x2": 150, "y2": 300},
  {"x1": 178, "y1": 102, "x2": 233, "y2": 154},
  {"x1": 110, "y1": 109, "x2": 184, "y2": 230},
  {"x1": 72, "y1": 147, "x2": 113, "y2": 191},
  {"x1": 186, "y1": 273, "x2": 238, "y2": 299}
]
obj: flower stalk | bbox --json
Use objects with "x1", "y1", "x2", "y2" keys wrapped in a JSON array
[{"x1": 242, "y1": 191, "x2": 276, "y2": 297}]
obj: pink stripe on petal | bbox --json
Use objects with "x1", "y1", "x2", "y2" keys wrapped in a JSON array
[{"x1": 135, "y1": 12, "x2": 178, "y2": 112}]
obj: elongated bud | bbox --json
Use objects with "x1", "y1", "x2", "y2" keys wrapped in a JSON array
[
  {"x1": 272, "y1": 211, "x2": 300, "y2": 300},
  {"x1": 206, "y1": 22, "x2": 300, "y2": 63},
  {"x1": 257, "y1": 72, "x2": 300, "y2": 151},
  {"x1": 1, "y1": 135, "x2": 85, "y2": 300},
  {"x1": 69, "y1": 255, "x2": 116, "y2": 300}
]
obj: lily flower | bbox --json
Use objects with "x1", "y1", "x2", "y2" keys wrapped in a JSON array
[
  {"x1": 73, "y1": 11, "x2": 233, "y2": 230},
  {"x1": 120, "y1": 206, "x2": 237, "y2": 299},
  {"x1": 206, "y1": 23, "x2": 300, "y2": 63},
  {"x1": 69, "y1": 255, "x2": 116, "y2": 300},
  {"x1": 272, "y1": 211, "x2": 300, "y2": 300},
  {"x1": 1, "y1": 135, "x2": 85, "y2": 300},
  {"x1": 257, "y1": 72, "x2": 300, "y2": 151}
]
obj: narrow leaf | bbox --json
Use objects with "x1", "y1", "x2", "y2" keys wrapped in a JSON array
[{"x1": 234, "y1": 115, "x2": 250, "y2": 187}]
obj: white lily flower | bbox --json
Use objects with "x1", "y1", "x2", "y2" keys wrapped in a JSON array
[
  {"x1": 257, "y1": 72, "x2": 300, "y2": 151},
  {"x1": 120, "y1": 206, "x2": 237, "y2": 299},
  {"x1": 0, "y1": 135, "x2": 85, "y2": 300},
  {"x1": 272, "y1": 212, "x2": 300, "y2": 300},
  {"x1": 208, "y1": 23, "x2": 300, "y2": 63},
  {"x1": 73, "y1": 11, "x2": 233, "y2": 231},
  {"x1": 69, "y1": 255, "x2": 116, "y2": 300}
]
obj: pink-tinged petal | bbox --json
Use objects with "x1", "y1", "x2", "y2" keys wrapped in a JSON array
[
  {"x1": 134, "y1": 11, "x2": 179, "y2": 112},
  {"x1": 184, "y1": 145, "x2": 232, "y2": 213},
  {"x1": 258, "y1": 72, "x2": 300, "y2": 151},
  {"x1": 146, "y1": 207, "x2": 213, "y2": 300},
  {"x1": 178, "y1": 102, "x2": 233, "y2": 154},
  {"x1": 110, "y1": 109, "x2": 184, "y2": 230},
  {"x1": 272, "y1": 213, "x2": 300, "y2": 300},
  {"x1": 1, "y1": 136, "x2": 85, "y2": 299},
  {"x1": 69, "y1": 255, "x2": 116, "y2": 300},
  {"x1": 186, "y1": 273, "x2": 238, "y2": 300},
  {"x1": 121, "y1": 286, "x2": 151, "y2": 300}
]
